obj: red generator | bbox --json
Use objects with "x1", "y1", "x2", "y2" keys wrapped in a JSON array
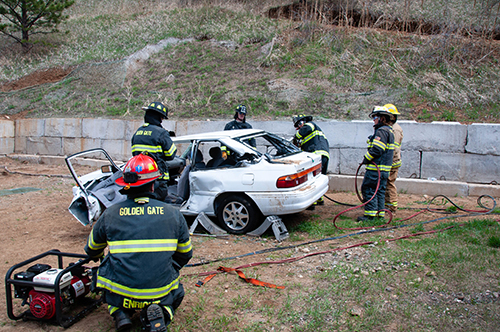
[{"x1": 5, "y1": 249, "x2": 102, "y2": 328}]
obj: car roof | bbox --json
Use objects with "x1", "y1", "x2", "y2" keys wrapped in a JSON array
[{"x1": 172, "y1": 129, "x2": 265, "y2": 143}]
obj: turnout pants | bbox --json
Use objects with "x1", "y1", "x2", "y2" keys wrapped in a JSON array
[
  {"x1": 105, "y1": 284, "x2": 185, "y2": 324},
  {"x1": 361, "y1": 169, "x2": 389, "y2": 217},
  {"x1": 385, "y1": 167, "x2": 400, "y2": 212}
]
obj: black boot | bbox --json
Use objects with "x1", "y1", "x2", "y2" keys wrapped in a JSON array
[
  {"x1": 356, "y1": 215, "x2": 374, "y2": 222},
  {"x1": 147, "y1": 304, "x2": 168, "y2": 332},
  {"x1": 113, "y1": 309, "x2": 132, "y2": 332}
]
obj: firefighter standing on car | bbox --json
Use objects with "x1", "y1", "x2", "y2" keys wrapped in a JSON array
[
  {"x1": 384, "y1": 103, "x2": 403, "y2": 213},
  {"x1": 357, "y1": 106, "x2": 395, "y2": 222},
  {"x1": 292, "y1": 114, "x2": 330, "y2": 205},
  {"x1": 131, "y1": 101, "x2": 177, "y2": 202},
  {"x1": 85, "y1": 153, "x2": 193, "y2": 332}
]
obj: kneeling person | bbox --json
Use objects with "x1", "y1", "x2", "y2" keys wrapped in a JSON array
[{"x1": 84, "y1": 153, "x2": 193, "y2": 331}]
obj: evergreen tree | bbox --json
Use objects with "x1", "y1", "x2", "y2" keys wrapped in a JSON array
[{"x1": 0, "y1": 0, "x2": 75, "y2": 50}]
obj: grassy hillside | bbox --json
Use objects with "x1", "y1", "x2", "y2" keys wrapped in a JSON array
[{"x1": 0, "y1": 0, "x2": 499, "y2": 122}]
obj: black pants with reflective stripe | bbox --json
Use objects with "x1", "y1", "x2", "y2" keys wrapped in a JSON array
[{"x1": 361, "y1": 169, "x2": 389, "y2": 217}]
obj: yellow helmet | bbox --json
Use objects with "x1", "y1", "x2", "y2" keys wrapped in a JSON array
[{"x1": 383, "y1": 103, "x2": 399, "y2": 122}]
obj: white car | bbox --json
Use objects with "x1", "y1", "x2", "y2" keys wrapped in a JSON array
[{"x1": 66, "y1": 129, "x2": 329, "y2": 234}]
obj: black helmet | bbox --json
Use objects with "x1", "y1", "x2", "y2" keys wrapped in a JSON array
[
  {"x1": 142, "y1": 102, "x2": 168, "y2": 119},
  {"x1": 292, "y1": 114, "x2": 313, "y2": 128},
  {"x1": 235, "y1": 104, "x2": 247, "y2": 115}
]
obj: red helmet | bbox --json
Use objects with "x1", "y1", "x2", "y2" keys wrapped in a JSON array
[{"x1": 115, "y1": 154, "x2": 160, "y2": 188}]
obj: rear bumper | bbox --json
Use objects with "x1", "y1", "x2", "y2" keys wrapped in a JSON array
[{"x1": 247, "y1": 174, "x2": 329, "y2": 216}]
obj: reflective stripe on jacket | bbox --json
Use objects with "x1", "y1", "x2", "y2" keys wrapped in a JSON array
[
  {"x1": 131, "y1": 123, "x2": 177, "y2": 180},
  {"x1": 364, "y1": 124, "x2": 394, "y2": 173},
  {"x1": 295, "y1": 122, "x2": 330, "y2": 159},
  {"x1": 85, "y1": 196, "x2": 193, "y2": 300}
]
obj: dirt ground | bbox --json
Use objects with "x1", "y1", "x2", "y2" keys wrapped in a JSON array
[{"x1": 0, "y1": 156, "x2": 497, "y2": 332}]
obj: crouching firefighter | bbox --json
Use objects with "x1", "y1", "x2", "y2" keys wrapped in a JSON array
[
  {"x1": 358, "y1": 106, "x2": 395, "y2": 222},
  {"x1": 84, "y1": 153, "x2": 193, "y2": 332}
]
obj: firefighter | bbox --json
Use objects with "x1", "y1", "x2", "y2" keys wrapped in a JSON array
[
  {"x1": 131, "y1": 101, "x2": 177, "y2": 202},
  {"x1": 384, "y1": 103, "x2": 403, "y2": 213},
  {"x1": 292, "y1": 114, "x2": 330, "y2": 205},
  {"x1": 358, "y1": 106, "x2": 395, "y2": 222},
  {"x1": 223, "y1": 104, "x2": 256, "y2": 149},
  {"x1": 85, "y1": 153, "x2": 193, "y2": 332}
]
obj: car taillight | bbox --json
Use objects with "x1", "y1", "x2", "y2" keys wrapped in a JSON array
[{"x1": 276, "y1": 164, "x2": 321, "y2": 188}]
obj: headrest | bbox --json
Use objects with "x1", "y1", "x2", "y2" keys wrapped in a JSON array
[{"x1": 209, "y1": 147, "x2": 222, "y2": 159}]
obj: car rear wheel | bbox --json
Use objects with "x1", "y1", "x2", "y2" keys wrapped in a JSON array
[{"x1": 216, "y1": 195, "x2": 260, "y2": 234}]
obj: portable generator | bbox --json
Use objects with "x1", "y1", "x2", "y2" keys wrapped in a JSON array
[{"x1": 5, "y1": 249, "x2": 102, "y2": 328}]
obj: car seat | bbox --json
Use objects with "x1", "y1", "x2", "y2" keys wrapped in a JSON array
[
  {"x1": 207, "y1": 147, "x2": 224, "y2": 168},
  {"x1": 194, "y1": 149, "x2": 205, "y2": 169}
]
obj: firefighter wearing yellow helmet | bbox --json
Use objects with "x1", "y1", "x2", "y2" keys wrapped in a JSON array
[
  {"x1": 383, "y1": 103, "x2": 403, "y2": 213},
  {"x1": 357, "y1": 106, "x2": 395, "y2": 222}
]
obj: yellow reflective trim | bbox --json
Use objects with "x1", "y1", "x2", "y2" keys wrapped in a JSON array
[
  {"x1": 131, "y1": 144, "x2": 163, "y2": 154},
  {"x1": 372, "y1": 140, "x2": 387, "y2": 149},
  {"x1": 108, "y1": 239, "x2": 178, "y2": 254},
  {"x1": 97, "y1": 275, "x2": 179, "y2": 299},
  {"x1": 177, "y1": 239, "x2": 192, "y2": 253},
  {"x1": 88, "y1": 229, "x2": 107, "y2": 251},
  {"x1": 313, "y1": 150, "x2": 330, "y2": 158},
  {"x1": 164, "y1": 143, "x2": 177, "y2": 157}
]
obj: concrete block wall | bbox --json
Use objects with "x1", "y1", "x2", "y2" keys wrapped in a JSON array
[{"x1": 1, "y1": 118, "x2": 500, "y2": 185}]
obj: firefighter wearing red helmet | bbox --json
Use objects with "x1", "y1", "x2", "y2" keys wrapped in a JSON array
[
  {"x1": 131, "y1": 101, "x2": 177, "y2": 202},
  {"x1": 357, "y1": 106, "x2": 395, "y2": 222},
  {"x1": 85, "y1": 153, "x2": 192, "y2": 332}
]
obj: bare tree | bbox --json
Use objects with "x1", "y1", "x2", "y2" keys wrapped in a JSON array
[{"x1": 0, "y1": 0, "x2": 75, "y2": 50}]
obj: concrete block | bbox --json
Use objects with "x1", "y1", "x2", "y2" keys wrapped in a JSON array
[
  {"x1": 252, "y1": 121, "x2": 294, "y2": 137},
  {"x1": 16, "y1": 119, "x2": 45, "y2": 137},
  {"x1": 0, "y1": 137, "x2": 14, "y2": 154},
  {"x1": 397, "y1": 150, "x2": 421, "y2": 179},
  {"x1": 466, "y1": 123, "x2": 500, "y2": 156},
  {"x1": 82, "y1": 119, "x2": 126, "y2": 140},
  {"x1": 62, "y1": 137, "x2": 84, "y2": 156},
  {"x1": 14, "y1": 136, "x2": 26, "y2": 153},
  {"x1": 421, "y1": 152, "x2": 500, "y2": 183},
  {"x1": 338, "y1": 148, "x2": 366, "y2": 175},
  {"x1": 468, "y1": 184, "x2": 500, "y2": 199},
  {"x1": 328, "y1": 174, "x2": 358, "y2": 193},
  {"x1": 101, "y1": 139, "x2": 130, "y2": 162},
  {"x1": 318, "y1": 120, "x2": 373, "y2": 148},
  {"x1": 186, "y1": 120, "x2": 227, "y2": 135},
  {"x1": 174, "y1": 121, "x2": 189, "y2": 137},
  {"x1": 26, "y1": 137, "x2": 62, "y2": 155},
  {"x1": 402, "y1": 121, "x2": 467, "y2": 152},
  {"x1": 126, "y1": 120, "x2": 143, "y2": 141},
  {"x1": 82, "y1": 138, "x2": 102, "y2": 151},
  {"x1": 395, "y1": 178, "x2": 469, "y2": 197},
  {"x1": 0, "y1": 120, "x2": 14, "y2": 137},
  {"x1": 45, "y1": 118, "x2": 82, "y2": 138},
  {"x1": 327, "y1": 148, "x2": 340, "y2": 174}
]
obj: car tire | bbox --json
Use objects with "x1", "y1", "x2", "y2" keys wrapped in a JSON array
[{"x1": 216, "y1": 195, "x2": 260, "y2": 234}]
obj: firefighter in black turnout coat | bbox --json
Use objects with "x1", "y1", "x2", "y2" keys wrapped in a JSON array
[
  {"x1": 131, "y1": 101, "x2": 177, "y2": 202},
  {"x1": 224, "y1": 104, "x2": 256, "y2": 148},
  {"x1": 292, "y1": 114, "x2": 330, "y2": 206},
  {"x1": 85, "y1": 153, "x2": 193, "y2": 332},
  {"x1": 358, "y1": 106, "x2": 395, "y2": 222}
]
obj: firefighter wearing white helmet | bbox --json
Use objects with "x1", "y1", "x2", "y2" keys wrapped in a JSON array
[
  {"x1": 384, "y1": 103, "x2": 403, "y2": 213},
  {"x1": 357, "y1": 106, "x2": 395, "y2": 222},
  {"x1": 85, "y1": 153, "x2": 192, "y2": 332}
]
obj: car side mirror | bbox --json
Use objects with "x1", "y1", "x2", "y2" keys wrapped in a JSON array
[{"x1": 101, "y1": 165, "x2": 113, "y2": 173}]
